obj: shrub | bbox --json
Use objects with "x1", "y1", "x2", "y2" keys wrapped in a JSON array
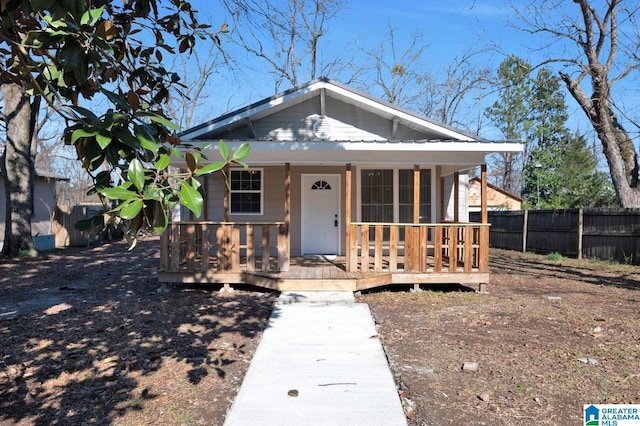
[{"x1": 546, "y1": 252, "x2": 563, "y2": 261}]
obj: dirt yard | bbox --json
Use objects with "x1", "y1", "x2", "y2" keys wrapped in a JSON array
[
  {"x1": 1, "y1": 239, "x2": 639, "y2": 425},
  {"x1": 0, "y1": 236, "x2": 276, "y2": 425},
  {"x1": 362, "y1": 250, "x2": 640, "y2": 425}
]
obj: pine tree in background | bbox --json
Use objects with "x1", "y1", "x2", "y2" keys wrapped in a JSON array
[{"x1": 523, "y1": 134, "x2": 618, "y2": 209}]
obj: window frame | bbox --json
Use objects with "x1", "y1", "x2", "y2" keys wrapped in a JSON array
[
  {"x1": 357, "y1": 166, "x2": 434, "y2": 223},
  {"x1": 229, "y1": 167, "x2": 264, "y2": 216}
]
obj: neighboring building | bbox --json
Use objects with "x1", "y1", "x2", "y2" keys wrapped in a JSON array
[
  {"x1": 0, "y1": 169, "x2": 68, "y2": 250},
  {"x1": 159, "y1": 78, "x2": 524, "y2": 291},
  {"x1": 468, "y1": 177, "x2": 523, "y2": 211}
]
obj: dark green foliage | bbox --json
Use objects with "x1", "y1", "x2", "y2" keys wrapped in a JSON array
[
  {"x1": 523, "y1": 135, "x2": 618, "y2": 209},
  {"x1": 486, "y1": 55, "x2": 616, "y2": 208},
  {"x1": 0, "y1": 0, "x2": 239, "y2": 247}
]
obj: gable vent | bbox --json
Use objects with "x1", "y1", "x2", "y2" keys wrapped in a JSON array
[{"x1": 312, "y1": 116, "x2": 332, "y2": 139}]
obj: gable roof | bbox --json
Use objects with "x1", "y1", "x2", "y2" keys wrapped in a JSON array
[
  {"x1": 178, "y1": 78, "x2": 523, "y2": 168},
  {"x1": 469, "y1": 177, "x2": 523, "y2": 202},
  {"x1": 182, "y1": 77, "x2": 490, "y2": 142}
]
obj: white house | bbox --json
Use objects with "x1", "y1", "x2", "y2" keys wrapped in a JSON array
[{"x1": 159, "y1": 78, "x2": 523, "y2": 291}]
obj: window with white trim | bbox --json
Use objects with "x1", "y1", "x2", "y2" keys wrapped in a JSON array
[{"x1": 230, "y1": 169, "x2": 263, "y2": 214}]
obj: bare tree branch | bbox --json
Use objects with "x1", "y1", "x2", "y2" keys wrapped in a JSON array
[{"x1": 514, "y1": 0, "x2": 640, "y2": 206}]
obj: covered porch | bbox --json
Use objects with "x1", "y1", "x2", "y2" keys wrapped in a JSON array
[{"x1": 159, "y1": 163, "x2": 491, "y2": 292}]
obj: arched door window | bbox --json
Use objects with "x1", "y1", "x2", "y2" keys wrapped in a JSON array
[{"x1": 311, "y1": 180, "x2": 332, "y2": 190}]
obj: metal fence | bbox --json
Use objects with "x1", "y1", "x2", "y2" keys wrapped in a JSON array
[{"x1": 470, "y1": 208, "x2": 640, "y2": 265}]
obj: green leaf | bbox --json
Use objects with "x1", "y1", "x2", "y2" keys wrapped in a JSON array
[
  {"x1": 152, "y1": 200, "x2": 168, "y2": 233},
  {"x1": 179, "y1": 182, "x2": 203, "y2": 217},
  {"x1": 80, "y1": 6, "x2": 104, "y2": 26},
  {"x1": 140, "y1": 112, "x2": 181, "y2": 131},
  {"x1": 234, "y1": 160, "x2": 249, "y2": 169},
  {"x1": 232, "y1": 143, "x2": 251, "y2": 161},
  {"x1": 128, "y1": 158, "x2": 146, "y2": 192},
  {"x1": 134, "y1": 124, "x2": 159, "y2": 155},
  {"x1": 68, "y1": 105, "x2": 100, "y2": 123},
  {"x1": 144, "y1": 186, "x2": 163, "y2": 201},
  {"x1": 111, "y1": 127, "x2": 141, "y2": 149},
  {"x1": 191, "y1": 151, "x2": 202, "y2": 165},
  {"x1": 101, "y1": 88, "x2": 131, "y2": 111},
  {"x1": 190, "y1": 177, "x2": 202, "y2": 191},
  {"x1": 170, "y1": 147, "x2": 182, "y2": 159},
  {"x1": 194, "y1": 161, "x2": 226, "y2": 177},
  {"x1": 120, "y1": 199, "x2": 144, "y2": 220},
  {"x1": 95, "y1": 132, "x2": 112, "y2": 149},
  {"x1": 42, "y1": 64, "x2": 61, "y2": 81},
  {"x1": 101, "y1": 185, "x2": 138, "y2": 200},
  {"x1": 71, "y1": 128, "x2": 98, "y2": 144},
  {"x1": 155, "y1": 154, "x2": 171, "y2": 171},
  {"x1": 219, "y1": 140, "x2": 230, "y2": 161},
  {"x1": 103, "y1": 111, "x2": 129, "y2": 129}
]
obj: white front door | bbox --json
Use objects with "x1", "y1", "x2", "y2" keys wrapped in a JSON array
[{"x1": 301, "y1": 174, "x2": 340, "y2": 255}]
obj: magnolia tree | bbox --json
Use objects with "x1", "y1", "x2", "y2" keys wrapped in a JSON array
[{"x1": 0, "y1": 0, "x2": 248, "y2": 256}]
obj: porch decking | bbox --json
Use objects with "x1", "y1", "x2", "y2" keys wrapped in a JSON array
[
  {"x1": 158, "y1": 221, "x2": 490, "y2": 292},
  {"x1": 159, "y1": 255, "x2": 488, "y2": 291}
]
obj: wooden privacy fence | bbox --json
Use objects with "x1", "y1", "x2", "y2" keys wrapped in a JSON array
[
  {"x1": 54, "y1": 204, "x2": 113, "y2": 247},
  {"x1": 470, "y1": 208, "x2": 640, "y2": 265}
]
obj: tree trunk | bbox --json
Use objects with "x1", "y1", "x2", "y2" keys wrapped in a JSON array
[
  {"x1": 559, "y1": 72, "x2": 640, "y2": 207},
  {"x1": 596, "y1": 117, "x2": 640, "y2": 207},
  {"x1": 1, "y1": 82, "x2": 38, "y2": 257}
]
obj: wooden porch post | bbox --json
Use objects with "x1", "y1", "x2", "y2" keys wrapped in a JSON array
[
  {"x1": 413, "y1": 165, "x2": 420, "y2": 223},
  {"x1": 223, "y1": 164, "x2": 230, "y2": 222},
  {"x1": 439, "y1": 172, "x2": 445, "y2": 222},
  {"x1": 481, "y1": 164, "x2": 488, "y2": 224},
  {"x1": 279, "y1": 163, "x2": 291, "y2": 271},
  {"x1": 453, "y1": 171, "x2": 460, "y2": 222},
  {"x1": 479, "y1": 164, "x2": 489, "y2": 279},
  {"x1": 345, "y1": 164, "x2": 353, "y2": 271}
]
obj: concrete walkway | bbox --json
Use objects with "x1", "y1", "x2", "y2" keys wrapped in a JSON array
[{"x1": 223, "y1": 291, "x2": 408, "y2": 426}]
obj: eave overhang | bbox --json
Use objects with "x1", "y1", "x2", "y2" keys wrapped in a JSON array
[{"x1": 185, "y1": 139, "x2": 524, "y2": 166}]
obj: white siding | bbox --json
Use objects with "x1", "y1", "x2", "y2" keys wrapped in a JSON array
[
  {"x1": 239, "y1": 97, "x2": 433, "y2": 142},
  {"x1": 203, "y1": 165, "x2": 347, "y2": 256},
  {"x1": 442, "y1": 172, "x2": 469, "y2": 222}
]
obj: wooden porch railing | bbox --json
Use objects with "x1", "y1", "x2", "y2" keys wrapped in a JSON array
[
  {"x1": 160, "y1": 221, "x2": 488, "y2": 277},
  {"x1": 347, "y1": 222, "x2": 490, "y2": 273},
  {"x1": 160, "y1": 221, "x2": 289, "y2": 273}
]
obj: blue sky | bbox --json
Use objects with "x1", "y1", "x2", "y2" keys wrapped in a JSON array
[{"x1": 189, "y1": 0, "x2": 639, "y2": 146}]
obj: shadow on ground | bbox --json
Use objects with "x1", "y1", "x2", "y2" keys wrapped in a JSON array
[
  {"x1": 0, "y1": 237, "x2": 276, "y2": 425},
  {"x1": 490, "y1": 249, "x2": 640, "y2": 291}
]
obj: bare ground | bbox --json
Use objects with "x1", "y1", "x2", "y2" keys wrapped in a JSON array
[
  {"x1": 0, "y1": 236, "x2": 276, "y2": 426},
  {"x1": 1, "y1": 240, "x2": 639, "y2": 425},
  {"x1": 361, "y1": 250, "x2": 640, "y2": 425}
]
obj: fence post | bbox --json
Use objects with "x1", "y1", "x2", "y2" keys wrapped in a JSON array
[
  {"x1": 578, "y1": 208, "x2": 583, "y2": 259},
  {"x1": 522, "y1": 210, "x2": 529, "y2": 253}
]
